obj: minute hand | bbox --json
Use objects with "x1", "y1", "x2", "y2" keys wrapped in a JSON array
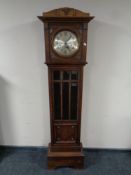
[{"x1": 65, "y1": 35, "x2": 71, "y2": 42}]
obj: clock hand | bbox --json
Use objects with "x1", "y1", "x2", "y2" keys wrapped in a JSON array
[
  {"x1": 66, "y1": 35, "x2": 71, "y2": 42},
  {"x1": 65, "y1": 44, "x2": 71, "y2": 53},
  {"x1": 65, "y1": 34, "x2": 71, "y2": 42},
  {"x1": 64, "y1": 42, "x2": 70, "y2": 49}
]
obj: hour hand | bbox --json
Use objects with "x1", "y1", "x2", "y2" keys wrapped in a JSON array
[{"x1": 64, "y1": 43, "x2": 70, "y2": 50}]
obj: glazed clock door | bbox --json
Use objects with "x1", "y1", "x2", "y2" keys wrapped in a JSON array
[{"x1": 49, "y1": 67, "x2": 83, "y2": 145}]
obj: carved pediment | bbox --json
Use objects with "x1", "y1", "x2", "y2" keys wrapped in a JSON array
[
  {"x1": 43, "y1": 7, "x2": 90, "y2": 17},
  {"x1": 38, "y1": 7, "x2": 94, "y2": 22}
]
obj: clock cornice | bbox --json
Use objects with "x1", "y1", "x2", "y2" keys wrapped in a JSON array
[{"x1": 38, "y1": 7, "x2": 94, "y2": 22}]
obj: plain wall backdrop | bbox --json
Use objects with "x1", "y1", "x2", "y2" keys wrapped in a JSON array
[{"x1": 0, "y1": 0, "x2": 131, "y2": 148}]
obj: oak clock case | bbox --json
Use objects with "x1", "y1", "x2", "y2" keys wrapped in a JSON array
[{"x1": 38, "y1": 7, "x2": 94, "y2": 169}]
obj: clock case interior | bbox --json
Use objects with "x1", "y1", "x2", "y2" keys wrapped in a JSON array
[{"x1": 38, "y1": 7, "x2": 94, "y2": 169}]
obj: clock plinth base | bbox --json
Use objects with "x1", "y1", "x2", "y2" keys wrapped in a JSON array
[
  {"x1": 49, "y1": 143, "x2": 82, "y2": 152},
  {"x1": 47, "y1": 144, "x2": 84, "y2": 169}
]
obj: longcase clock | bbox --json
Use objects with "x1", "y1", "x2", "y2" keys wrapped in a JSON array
[{"x1": 38, "y1": 7, "x2": 94, "y2": 169}]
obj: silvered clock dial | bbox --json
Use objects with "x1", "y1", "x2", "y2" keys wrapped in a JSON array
[{"x1": 53, "y1": 30, "x2": 79, "y2": 57}]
